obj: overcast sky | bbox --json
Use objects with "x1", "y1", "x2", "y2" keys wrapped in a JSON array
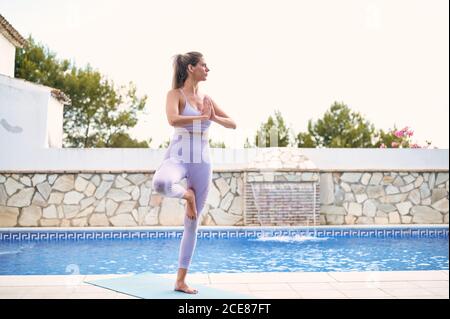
[{"x1": 1, "y1": 0, "x2": 448, "y2": 148}]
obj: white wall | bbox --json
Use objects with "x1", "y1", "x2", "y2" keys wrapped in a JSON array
[
  {"x1": 0, "y1": 33, "x2": 16, "y2": 77},
  {"x1": 0, "y1": 147, "x2": 447, "y2": 172},
  {"x1": 0, "y1": 74, "x2": 64, "y2": 150},
  {"x1": 46, "y1": 95, "x2": 63, "y2": 147}
]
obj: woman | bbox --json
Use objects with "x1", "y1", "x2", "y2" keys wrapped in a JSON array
[{"x1": 152, "y1": 52, "x2": 236, "y2": 294}]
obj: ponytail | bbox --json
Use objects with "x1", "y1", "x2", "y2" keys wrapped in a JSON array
[{"x1": 171, "y1": 52, "x2": 203, "y2": 89}]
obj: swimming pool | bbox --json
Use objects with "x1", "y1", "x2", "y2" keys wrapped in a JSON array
[{"x1": 0, "y1": 226, "x2": 448, "y2": 275}]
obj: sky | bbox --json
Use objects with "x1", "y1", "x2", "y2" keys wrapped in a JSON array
[{"x1": 1, "y1": 0, "x2": 448, "y2": 149}]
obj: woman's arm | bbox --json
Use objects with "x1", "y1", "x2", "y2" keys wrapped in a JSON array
[
  {"x1": 171, "y1": 115, "x2": 209, "y2": 127},
  {"x1": 204, "y1": 96, "x2": 237, "y2": 129},
  {"x1": 166, "y1": 90, "x2": 209, "y2": 127}
]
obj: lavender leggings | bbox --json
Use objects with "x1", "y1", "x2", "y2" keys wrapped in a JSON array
[{"x1": 152, "y1": 127, "x2": 212, "y2": 269}]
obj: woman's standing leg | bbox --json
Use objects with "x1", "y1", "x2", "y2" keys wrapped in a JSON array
[{"x1": 175, "y1": 162, "x2": 212, "y2": 293}]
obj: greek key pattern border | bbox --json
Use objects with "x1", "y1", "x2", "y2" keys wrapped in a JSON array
[{"x1": 0, "y1": 227, "x2": 447, "y2": 241}]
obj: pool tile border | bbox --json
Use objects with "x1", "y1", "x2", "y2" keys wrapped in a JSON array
[{"x1": 0, "y1": 225, "x2": 448, "y2": 241}]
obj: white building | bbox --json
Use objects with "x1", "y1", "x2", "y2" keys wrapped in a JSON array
[
  {"x1": 0, "y1": 14, "x2": 70, "y2": 150},
  {"x1": 0, "y1": 14, "x2": 26, "y2": 77}
]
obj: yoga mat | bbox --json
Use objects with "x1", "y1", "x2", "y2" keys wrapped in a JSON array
[{"x1": 85, "y1": 272, "x2": 256, "y2": 299}]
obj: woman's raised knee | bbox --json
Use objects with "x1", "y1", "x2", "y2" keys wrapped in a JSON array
[{"x1": 152, "y1": 178, "x2": 168, "y2": 194}]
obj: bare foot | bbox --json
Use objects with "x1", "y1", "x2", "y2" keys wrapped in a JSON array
[
  {"x1": 174, "y1": 281, "x2": 198, "y2": 294},
  {"x1": 185, "y1": 188, "x2": 198, "y2": 220}
]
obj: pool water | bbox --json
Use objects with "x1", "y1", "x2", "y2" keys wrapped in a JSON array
[{"x1": 0, "y1": 235, "x2": 448, "y2": 275}]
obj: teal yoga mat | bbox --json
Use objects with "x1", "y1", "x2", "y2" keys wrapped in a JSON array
[{"x1": 85, "y1": 272, "x2": 255, "y2": 299}]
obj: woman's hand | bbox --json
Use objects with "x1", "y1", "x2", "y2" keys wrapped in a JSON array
[
  {"x1": 199, "y1": 99, "x2": 211, "y2": 121},
  {"x1": 201, "y1": 95, "x2": 236, "y2": 129},
  {"x1": 203, "y1": 95, "x2": 215, "y2": 120}
]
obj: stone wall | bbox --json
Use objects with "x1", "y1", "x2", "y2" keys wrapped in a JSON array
[
  {"x1": 0, "y1": 171, "x2": 448, "y2": 227},
  {"x1": 320, "y1": 172, "x2": 449, "y2": 225},
  {"x1": 0, "y1": 172, "x2": 244, "y2": 227}
]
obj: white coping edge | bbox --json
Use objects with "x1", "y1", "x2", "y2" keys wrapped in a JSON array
[
  {"x1": 1, "y1": 168, "x2": 449, "y2": 173},
  {"x1": 1, "y1": 224, "x2": 448, "y2": 232}
]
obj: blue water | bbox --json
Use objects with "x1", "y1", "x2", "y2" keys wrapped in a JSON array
[{"x1": 0, "y1": 235, "x2": 448, "y2": 275}]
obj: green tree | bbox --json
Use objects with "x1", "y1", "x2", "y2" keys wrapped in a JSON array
[
  {"x1": 243, "y1": 137, "x2": 252, "y2": 148},
  {"x1": 158, "y1": 139, "x2": 171, "y2": 148},
  {"x1": 95, "y1": 132, "x2": 151, "y2": 148},
  {"x1": 296, "y1": 124, "x2": 317, "y2": 148},
  {"x1": 15, "y1": 37, "x2": 69, "y2": 89},
  {"x1": 296, "y1": 102, "x2": 376, "y2": 148},
  {"x1": 15, "y1": 36, "x2": 148, "y2": 148},
  {"x1": 209, "y1": 139, "x2": 226, "y2": 148},
  {"x1": 247, "y1": 110, "x2": 293, "y2": 147},
  {"x1": 157, "y1": 138, "x2": 225, "y2": 148}
]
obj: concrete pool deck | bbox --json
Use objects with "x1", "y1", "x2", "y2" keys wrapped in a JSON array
[{"x1": 0, "y1": 270, "x2": 448, "y2": 299}]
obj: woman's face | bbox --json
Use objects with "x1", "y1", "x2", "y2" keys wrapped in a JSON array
[{"x1": 189, "y1": 58, "x2": 210, "y2": 81}]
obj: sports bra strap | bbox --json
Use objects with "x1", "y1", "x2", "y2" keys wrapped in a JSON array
[{"x1": 179, "y1": 88, "x2": 187, "y2": 99}]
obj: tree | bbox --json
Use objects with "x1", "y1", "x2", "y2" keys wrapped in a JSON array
[
  {"x1": 243, "y1": 137, "x2": 252, "y2": 148},
  {"x1": 95, "y1": 132, "x2": 151, "y2": 148},
  {"x1": 247, "y1": 110, "x2": 293, "y2": 147},
  {"x1": 157, "y1": 138, "x2": 226, "y2": 148},
  {"x1": 15, "y1": 37, "x2": 69, "y2": 89},
  {"x1": 296, "y1": 102, "x2": 376, "y2": 148},
  {"x1": 296, "y1": 129, "x2": 317, "y2": 148},
  {"x1": 15, "y1": 36, "x2": 148, "y2": 148},
  {"x1": 158, "y1": 139, "x2": 171, "y2": 149},
  {"x1": 209, "y1": 139, "x2": 226, "y2": 148}
]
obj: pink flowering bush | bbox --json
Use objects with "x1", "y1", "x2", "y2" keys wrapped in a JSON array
[{"x1": 377, "y1": 126, "x2": 433, "y2": 149}]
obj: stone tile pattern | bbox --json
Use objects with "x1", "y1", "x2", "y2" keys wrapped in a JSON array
[
  {"x1": 247, "y1": 147, "x2": 317, "y2": 170},
  {"x1": 0, "y1": 172, "x2": 244, "y2": 227},
  {"x1": 320, "y1": 172, "x2": 449, "y2": 225},
  {"x1": 0, "y1": 171, "x2": 448, "y2": 227}
]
